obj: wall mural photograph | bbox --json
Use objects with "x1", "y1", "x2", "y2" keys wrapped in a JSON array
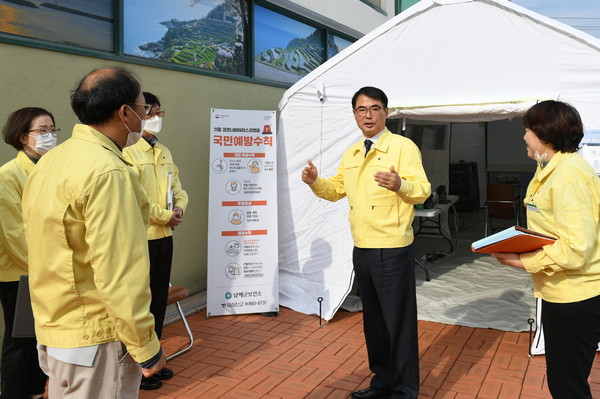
[
  {"x1": 254, "y1": 4, "x2": 324, "y2": 84},
  {"x1": 124, "y1": 0, "x2": 248, "y2": 75},
  {"x1": 0, "y1": 0, "x2": 113, "y2": 51}
]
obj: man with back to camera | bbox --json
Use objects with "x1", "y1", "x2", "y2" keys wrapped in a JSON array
[
  {"x1": 22, "y1": 67, "x2": 166, "y2": 398},
  {"x1": 301, "y1": 86, "x2": 430, "y2": 399},
  {"x1": 123, "y1": 91, "x2": 189, "y2": 390}
]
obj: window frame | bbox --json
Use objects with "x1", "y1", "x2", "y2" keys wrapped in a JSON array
[
  {"x1": 0, "y1": 0, "x2": 356, "y2": 89},
  {"x1": 359, "y1": 0, "x2": 388, "y2": 15}
]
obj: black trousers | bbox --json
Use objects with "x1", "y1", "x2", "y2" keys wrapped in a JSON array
[
  {"x1": 353, "y1": 246, "x2": 419, "y2": 399},
  {"x1": 148, "y1": 236, "x2": 174, "y2": 339},
  {"x1": 542, "y1": 295, "x2": 600, "y2": 399},
  {"x1": 0, "y1": 281, "x2": 47, "y2": 398}
]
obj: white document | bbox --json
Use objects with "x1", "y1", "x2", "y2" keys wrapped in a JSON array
[{"x1": 167, "y1": 172, "x2": 173, "y2": 211}]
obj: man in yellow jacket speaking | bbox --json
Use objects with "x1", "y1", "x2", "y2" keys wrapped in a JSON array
[
  {"x1": 124, "y1": 91, "x2": 188, "y2": 390},
  {"x1": 22, "y1": 68, "x2": 165, "y2": 398},
  {"x1": 302, "y1": 87, "x2": 430, "y2": 399}
]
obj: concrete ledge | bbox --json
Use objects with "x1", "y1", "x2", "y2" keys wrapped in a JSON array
[{"x1": 4, "y1": 0, "x2": 38, "y2": 8}]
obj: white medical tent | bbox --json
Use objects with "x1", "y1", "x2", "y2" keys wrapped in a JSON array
[{"x1": 276, "y1": 0, "x2": 600, "y2": 321}]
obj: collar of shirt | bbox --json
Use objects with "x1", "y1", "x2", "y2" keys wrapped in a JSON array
[
  {"x1": 529, "y1": 151, "x2": 567, "y2": 197},
  {"x1": 23, "y1": 150, "x2": 40, "y2": 164},
  {"x1": 108, "y1": 137, "x2": 122, "y2": 151},
  {"x1": 363, "y1": 129, "x2": 384, "y2": 145},
  {"x1": 536, "y1": 151, "x2": 566, "y2": 180}
]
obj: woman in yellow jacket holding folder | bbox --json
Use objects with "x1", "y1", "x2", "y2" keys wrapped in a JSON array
[
  {"x1": 0, "y1": 108, "x2": 57, "y2": 398},
  {"x1": 492, "y1": 100, "x2": 600, "y2": 399}
]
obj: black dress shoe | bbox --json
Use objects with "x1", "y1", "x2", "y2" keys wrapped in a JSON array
[
  {"x1": 140, "y1": 376, "x2": 162, "y2": 390},
  {"x1": 350, "y1": 387, "x2": 390, "y2": 399},
  {"x1": 155, "y1": 367, "x2": 174, "y2": 380}
]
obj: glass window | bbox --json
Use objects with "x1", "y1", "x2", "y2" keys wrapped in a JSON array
[
  {"x1": 124, "y1": 0, "x2": 248, "y2": 75},
  {"x1": 0, "y1": 0, "x2": 113, "y2": 51},
  {"x1": 367, "y1": 0, "x2": 381, "y2": 7},
  {"x1": 328, "y1": 34, "x2": 352, "y2": 59},
  {"x1": 254, "y1": 5, "x2": 324, "y2": 84}
]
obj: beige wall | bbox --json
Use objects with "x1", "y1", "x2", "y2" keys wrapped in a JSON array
[{"x1": 0, "y1": 42, "x2": 286, "y2": 298}]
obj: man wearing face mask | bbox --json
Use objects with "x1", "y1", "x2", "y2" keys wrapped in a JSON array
[
  {"x1": 123, "y1": 92, "x2": 188, "y2": 390},
  {"x1": 22, "y1": 68, "x2": 166, "y2": 398}
]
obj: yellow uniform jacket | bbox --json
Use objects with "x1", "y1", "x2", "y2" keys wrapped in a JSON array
[
  {"x1": 22, "y1": 124, "x2": 160, "y2": 363},
  {"x1": 521, "y1": 151, "x2": 600, "y2": 303},
  {"x1": 123, "y1": 138, "x2": 188, "y2": 240},
  {"x1": 311, "y1": 129, "x2": 431, "y2": 248},
  {"x1": 0, "y1": 151, "x2": 35, "y2": 281}
]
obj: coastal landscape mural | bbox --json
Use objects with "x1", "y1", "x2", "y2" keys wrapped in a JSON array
[
  {"x1": 254, "y1": 5, "x2": 324, "y2": 84},
  {"x1": 124, "y1": 0, "x2": 247, "y2": 75}
]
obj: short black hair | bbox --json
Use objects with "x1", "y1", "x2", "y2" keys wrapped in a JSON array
[
  {"x1": 71, "y1": 67, "x2": 141, "y2": 125},
  {"x1": 351, "y1": 86, "x2": 388, "y2": 109},
  {"x1": 522, "y1": 100, "x2": 583, "y2": 153},
  {"x1": 2, "y1": 107, "x2": 55, "y2": 151},
  {"x1": 143, "y1": 92, "x2": 161, "y2": 108}
]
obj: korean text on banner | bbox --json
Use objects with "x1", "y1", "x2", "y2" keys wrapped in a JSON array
[{"x1": 207, "y1": 109, "x2": 278, "y2": 317}]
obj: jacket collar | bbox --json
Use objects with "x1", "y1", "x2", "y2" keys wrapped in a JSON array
[
  {"x1": 17, "y1": 150, "x2": 36, "y2": 171},
  {"x1": 138, "y1": 136, "x2": 154, "y2": 152},
  {"x1": 535, "y1": 151, "x2": 568, "y2": 180},
  {"x1": 71, "y1": 124, "x2": 132, "y2": 166}
]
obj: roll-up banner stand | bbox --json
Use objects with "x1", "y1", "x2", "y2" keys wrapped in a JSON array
[{"x1": 207, "y1": 109, "x2": 278, "y2": 317}]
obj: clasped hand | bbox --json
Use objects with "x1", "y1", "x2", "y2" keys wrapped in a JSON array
[{"x1": 167, "y1": 206, "x2": 184, "y2": 228}]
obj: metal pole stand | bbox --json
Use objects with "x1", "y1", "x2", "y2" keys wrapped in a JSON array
[
  {"x1": 318, "y1": 297, "x2": 323, "y2": 327},
  {"x1": 414, "y1": 257, "x2": 430, "y2": 281},
  {"x1": 527, "y1": 318, "x2": 535, "y2": 358}
]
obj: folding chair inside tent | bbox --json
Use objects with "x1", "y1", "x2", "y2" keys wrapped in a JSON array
[
  {"x1": 484, "y1": 183, "x2": 521, "y2": 236},
  {"x1": 166, "y1": 284, "x2": 194, "y2": 360}
]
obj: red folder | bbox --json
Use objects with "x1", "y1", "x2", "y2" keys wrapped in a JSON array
[{"x1": 472, "y1": 226, "x2": 556, "y2": 254}]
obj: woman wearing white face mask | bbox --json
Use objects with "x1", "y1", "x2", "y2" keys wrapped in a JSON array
[
  {"x1": 22, "y1": 120, "x2": 59, "y2": 157},
  {"x1": 123, "y1": 92, "x2": 188, "y2": 391},
  {"x1": 492, "y1": 100, "x2": 600, "y2": 399},
  {"x1": 0, "y1": 107, "x2": 57, "y2": 398}
]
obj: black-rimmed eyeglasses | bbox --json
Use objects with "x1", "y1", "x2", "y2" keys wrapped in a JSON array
[
  {"x1": 26, "y1": 128, "x2": 61, "y2": 137},
  {"x1": 354, "y1": 106, "x2": 384, "y2": 117},
  {"x1": 149, "y1": 110, "x2": 166, "y2": 118},
  {"x1": 131, "y1": 103, "x2": 153, "y2": 113}
]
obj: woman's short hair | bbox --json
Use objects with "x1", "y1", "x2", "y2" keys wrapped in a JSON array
[
  {"x1": 2, "y1": 107, "x2": 55, "y2": 151},
  {"x1": 522, "y1": 100, "x2": 584, "y2": 153},
  {"x1": 352, "y1": 86, "x2": 388, "y2": 109}
]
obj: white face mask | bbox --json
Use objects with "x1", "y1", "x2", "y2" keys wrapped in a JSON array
[
  {"x1": 122, "y1": 105, "x2": 146, "y2": 148},
  {"x1": 144, "y1": 115, "x2": 162, "y2": 134},
  {"x1": 534, "y1": 142, "x2": 548, "y2": 166},
  {"x1": 29, "y1": 134, "x2": 57, "y2": 156}
]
